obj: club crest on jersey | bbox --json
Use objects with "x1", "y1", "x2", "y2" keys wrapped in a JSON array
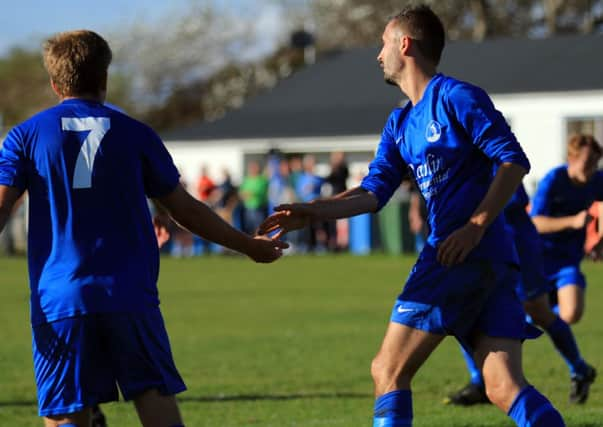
[{"x1": 425, "y1": 120, "x2": 442, "y2": 143}]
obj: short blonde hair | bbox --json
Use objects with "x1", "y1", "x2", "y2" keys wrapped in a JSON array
[
  {"x1": 43, "y1": 30, "x2": 112, "y2": 97},
  {"x1": 567, "y1": 134, "x2": 601, "y2": 158}
]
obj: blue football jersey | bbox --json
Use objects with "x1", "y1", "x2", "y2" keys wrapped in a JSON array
[
  {"x1": 361, "y1": 73, "x2": 530, "y2": 263},
  {"x1": 503, "y1": 184, "x2": 530, "y2": 230},
  {"x1": 506, "y1": 183, "x2": 530, "y2": 213},
  {"x1": 0, "y1": 99, "x2": 180, "y2": 325},
  {"x1": 530, "y1": 165, "x2": 603, "y2": 265}
]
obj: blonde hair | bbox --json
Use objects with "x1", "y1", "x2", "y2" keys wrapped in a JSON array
[{"x1": 43, "y1": 30, "x2": 112, "y2": 97}]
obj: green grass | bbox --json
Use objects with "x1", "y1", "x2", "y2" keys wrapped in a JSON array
[{"x1": 0, "y1": 255, "x2": 602, "y2": 426}]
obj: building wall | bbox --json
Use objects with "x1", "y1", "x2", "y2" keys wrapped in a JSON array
[
  {"x1": 163, "y1": 143, "x2": 244, "y2": 194},
  {"x1": 492, "y1": 90, "x2": 603, "y2": 193},
  {"x1": 165, "y1": 89, "x2": 603, "y2": 196}
]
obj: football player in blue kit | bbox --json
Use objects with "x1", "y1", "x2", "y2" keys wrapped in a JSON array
[
  {"x1": 0, "y1": 30, "x2": 287, "y2": 427},
  {"x1": 448, "y1": 183, "x2": 596, "y2": 406},
  {"x1": 258, "y1": 5, "x2": 564, "y2": 426},
  {"x1": 531, "y1": 135, "x2": 601, "y2": 389}
]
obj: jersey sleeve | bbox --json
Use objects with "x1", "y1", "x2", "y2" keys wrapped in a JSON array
[
  {"x1": 0, "y1": 126, "x2": 28, "y2": 191},
  {"x1": 360, "y1": 113, "x2": 407, "y2": 210},
  {"x1": 141, "y1": 128, "x2": 180, "y2": 198},
  {"x1": 446, "y1": 82, "x2": 530, "y2": 172},
  {"x1": 530, "y1": 171, "x2": 556, "y2": 216}
]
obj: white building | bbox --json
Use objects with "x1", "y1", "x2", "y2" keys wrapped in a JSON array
[{"x1": 162, "y1": 33, "x2": 603, "y2": 194}]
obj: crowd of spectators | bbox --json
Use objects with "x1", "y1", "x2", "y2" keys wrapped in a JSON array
[
  {"x1": 5, "y1": 149, "x2": 602, "y2": 259},
  {"x1": 163, "y1": 151, "x2": 350, "y2": 257}
]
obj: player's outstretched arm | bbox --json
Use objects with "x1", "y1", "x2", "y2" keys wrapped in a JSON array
[
  {"x1": 437, "y1": 162, "x2": 527, "y2": 267},
  {"x1": 0, "y1": 185, "x2": 22, "y2": 234},
  {"x1": 258, "y1": 186, "x2": 378, "y2": 239},
  {"x1": 531, "y1": 211, "x2": 589, "y2": 234},
  {"x1": 155, "y1": 184, "x2": 288, "y2": 263}
]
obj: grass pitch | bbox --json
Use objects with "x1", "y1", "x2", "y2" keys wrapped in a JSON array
[{"x1": 0, "y1": 255, "x2": 601, "y2": 426}]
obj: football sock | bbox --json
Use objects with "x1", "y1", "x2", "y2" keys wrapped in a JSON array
[
  {"x1": 507, "y1": 386, "x2": 565, "y2": 426},
  {"x1": 545, "y1": 316, "x2": 587, "y2": 376},
  {"x1": 373, "y1": 390, "x2": 412, "y2": 427},
  {"x1": 461, "y1": 346, "x2": 483, "y2": 386}
]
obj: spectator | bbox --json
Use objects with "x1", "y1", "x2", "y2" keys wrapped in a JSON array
[
  {"x1": 269, "y1": 159, "x2": 296, "y2": 212},
  {"x1": 295, "y1": 155, "x2": 325, "y2": 252},
  {"x1": 215, "y1": 167, "x2": 241, "y2": 232},
  {"x1": 324, "y1": 151, "x2": 349, "y2": 195},
  {"x1": 408, "y1": 183, "x2": 428, "y2": 253},
  {"x1": 196, "y1": 165, "x2": 216, "y2": 203},
  {"x1": 170, "y1": 176, "x2": 195, "y2": 257},
  {"x1": 240, "y1": 160, "x2": 268, "y2": 234},
  {"x1": 288, "y1": 155, "x2": 303, "y2": 192},
  {"x1": 324, "y1": 151, "x2": 350, "y2": 251}
]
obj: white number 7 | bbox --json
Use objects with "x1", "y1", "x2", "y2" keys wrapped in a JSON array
[{"x1": 61, "y1": 117, "x2": 111, "y2": 189}]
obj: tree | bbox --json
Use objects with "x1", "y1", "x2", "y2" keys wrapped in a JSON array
[
  {"x1": 304, "y1": 0, "x2": 603, "y2": 47},
  {"x1": 110, "y1": 1, "x2": 260, "y2": 113},
  {"x1": 0, "y1": 48, "x2": 55, "y2": 131},
  {"x1": 0, "y1": 47, "x2": 135, "y2": 131}
]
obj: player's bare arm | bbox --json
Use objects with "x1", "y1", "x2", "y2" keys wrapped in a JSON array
[
  {"x1": 258, "y1": 186, "x2": 378, "y2": 239},
  {"x1": 0, "y1": 185, "x2": 23, "y2": 233},
  {"x1": 437, "y1": 162, "x2": 527, "y2": 266},
  {"x1": 532, "y1": 210, "x2": 589, "y2": 234},
  {"x1": 155, "y1": 183, "x2": 288, "y2": 263}
]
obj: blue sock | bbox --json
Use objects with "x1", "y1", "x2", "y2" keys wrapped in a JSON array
[
  {"x1": 508, "y1": 386, "x2": 565, "y2": 426},
  {"x1": 461, "y1": 346, "x2": 483, "y2": 386},
  {"x1": 545, "y1": 316, "x2": 587, "y2": 377},
  {"x1": 373, "y1": 390, "x2": 412, "y2": 427}
]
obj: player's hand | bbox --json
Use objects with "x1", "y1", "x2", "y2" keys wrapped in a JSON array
[
  {"x1": 247, "y1": 234, "x2": 289, "y2": 263},
  {"x1": 257, "y1": 203, "x2": 314, "y2": 239},
  {"x1": 437, "y1": 222, "x2": 485, "y2": 267},
  {"x1": 572, "y1": 210, "x2": 589, "y2": 229},
  {"x1": 153, "y1": 214, "x2": 171, "y2": 248}
]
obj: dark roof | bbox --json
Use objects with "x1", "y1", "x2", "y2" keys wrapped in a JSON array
[{"x1": 163, "y1": 33, "x2": 603, "y2": 141}]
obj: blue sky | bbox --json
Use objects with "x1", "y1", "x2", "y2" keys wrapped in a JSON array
[{"x1": 0, "y1": 0, "x2": 276, "y2": 55}]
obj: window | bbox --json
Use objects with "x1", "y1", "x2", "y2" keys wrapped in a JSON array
[{"x1": 566, "y1": 117, "x2": 603, "y2": 143}]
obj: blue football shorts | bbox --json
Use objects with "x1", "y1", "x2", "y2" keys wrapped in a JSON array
[
  {"x1": 545, "y1": 264, "x2": 586, "y2": 290},
  {"x1": 32, "y1": 308, "x2": 186, "y2": 417},
  {"x1": 390, "y1": 245, "x2": 540, "y2": 351},
  {"x1": 508, "y1": 218, "x2": 550, "y2": 302}
]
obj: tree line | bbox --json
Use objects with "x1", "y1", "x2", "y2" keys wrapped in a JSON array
[{"x1": 1, "y1": 0, "x2": 601, "y2": 133}]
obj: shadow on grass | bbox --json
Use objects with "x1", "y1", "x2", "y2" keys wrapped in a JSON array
[{"x1": 0, "y1": 392, "x2": 371, "y2": 408}]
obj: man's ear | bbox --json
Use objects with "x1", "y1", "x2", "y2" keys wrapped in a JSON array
[{"x1": 399, "y1": 35, "x2": 412, "y2": 56}]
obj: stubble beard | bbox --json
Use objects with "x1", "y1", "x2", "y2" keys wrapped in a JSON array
[{"x1": 384, "y1": 76, "x2": 398, "y2": 86}]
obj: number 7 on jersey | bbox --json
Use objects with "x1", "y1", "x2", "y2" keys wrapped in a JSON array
[{"x1": 61, "y1": 117, "x2": 111, "y2": 189}]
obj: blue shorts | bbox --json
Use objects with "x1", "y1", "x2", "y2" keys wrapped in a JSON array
[
  {"x1": 32, "y1": 309, "x2": 186, "y2": 417},
  {"x1": 509, "y1": 219, "x2": 549, "y2": 301},
  {"x1": 545, "y1": 264, "x2": 586, "y2": 290},
  {"x1": 390, "y1": 246, "x2": 540, "y2": 351}
]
